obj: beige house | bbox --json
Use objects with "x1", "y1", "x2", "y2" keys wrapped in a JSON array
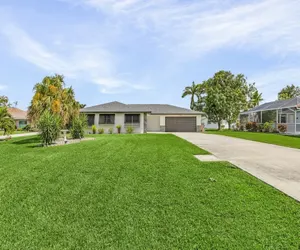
[
  {"x1": 80, "y1": 101, "x2": 204, "y2": 133},
  {"x1": 8, "y1": 107, "x2": 29, "y2": 129}
]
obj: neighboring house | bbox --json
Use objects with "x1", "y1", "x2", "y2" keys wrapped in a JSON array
[
  {"x1": 240, "y1": 96, "x2": 300, "y2": 134},
  {"x1": 201, "y1": 116, "x2": 229, "y2": 130},
  {"x1": 80, "y1": 101, "x2": 204, "y2": 133},
  {"x1": 8, "y1": 107, "x2": 29, "y2": 129}
]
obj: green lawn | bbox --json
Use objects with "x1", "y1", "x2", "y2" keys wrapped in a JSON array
[
  {"x1": 0, "y1": 134, "x2": 299, "y2": 249},
  {"x1": 206, "y1": 130, "x2": 300, "y2": 149}
]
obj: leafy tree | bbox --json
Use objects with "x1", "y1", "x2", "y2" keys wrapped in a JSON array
[
  {"x1": 70, "y1": 114, "x2": 87, "y2": 139},
  {"x1": 182, "y1": 81, "x2": 200, "y2": 110},
  {"x1": 28, "y1": 74, "x2": 80, "y2": 127},
  {"x1": 37, "y1": 111, "x2": 61, "y2": 146},
  {"x1": 278, "y1": 84, "x2": 300, "y2": 100},
  {"x1": 193, "y1": 83, "x2": 206, "y2": 112},
  {"x1": 0, "y1": 96, "x2": 9, "y2": 107},
  {"x1": 249, "y1": 89, "x2": 263, "y2": 108},
  {"x1": 204, "y1": 71, "x2": 251, "y2": 130},
  {"x1": 0, "y1": 106, "x2": 15, "y2": 135}
]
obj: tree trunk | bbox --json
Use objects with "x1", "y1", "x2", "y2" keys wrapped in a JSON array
[
  {"x1": 228, "y1": 121, "x2": 231, "y2": 130},
  {"x1": 217, "y1": 121, "x2": 221, "y2": 130}
]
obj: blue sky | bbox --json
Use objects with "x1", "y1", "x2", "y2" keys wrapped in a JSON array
[{"x1": 0, "y1": 0, "x2": 300, "y2": 110}]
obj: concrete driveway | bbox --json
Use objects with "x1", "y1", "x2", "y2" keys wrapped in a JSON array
[{"x1": 174, "y1": 133, "x2": 300, "y2": 202}]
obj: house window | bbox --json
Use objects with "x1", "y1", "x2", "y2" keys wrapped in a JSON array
[
  {"x1": 125, "y1": 114, "x2": 140, "y2": 124},
  {"x1": 280, "y1": 114, "x2": 287, "y2": 123},
  {"x1": 87, "y1": 114, "x2": 95, "y2": 126},
  {"x1": 99, "y1": 114, "x2": 115, "y2": 124},
  {"x1": 18, "y1": 120, "x2": 27, "y2": 129}
]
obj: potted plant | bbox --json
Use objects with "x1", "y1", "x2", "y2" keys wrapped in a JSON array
[{"x1": 116, "y1": 125, "x2": 121, "y2": 134}]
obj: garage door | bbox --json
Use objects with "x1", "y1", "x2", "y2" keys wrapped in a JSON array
[{"x1": 165, "y1": 117, "x2": 196, "y2": 132}]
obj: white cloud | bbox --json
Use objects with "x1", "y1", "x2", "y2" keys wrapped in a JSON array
[
  {"x1": 0, "y1": 23, "x2": 149, "y2": 94},
  {"x1": 67, "y1": 0, "x2": 300, "y2": 58},
  {"x1": 250, "y1": 67, "x2": 300, "y2": 102}
]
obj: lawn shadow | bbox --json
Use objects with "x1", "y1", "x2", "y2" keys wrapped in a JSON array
[{"x1": 12, "y1": 136, "x2": 41, "y2": 147}]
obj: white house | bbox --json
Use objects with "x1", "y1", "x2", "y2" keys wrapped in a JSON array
[{"x1": 80, "y1": 101, "x2": 204, "y2": 133}]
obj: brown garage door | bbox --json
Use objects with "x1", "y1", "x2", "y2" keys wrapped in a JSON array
[{"x1": 165, "y1": 117, "x2": 196, "y2": 132}]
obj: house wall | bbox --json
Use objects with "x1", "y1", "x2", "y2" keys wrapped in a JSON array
[
  {"x1": 85, "y1": 113, "x2": 145, "y2": 134},
  {"x1": 147, "y1": 114, "x2": 202, "y2": 132},
  {"x1": 15, "y1": 119, "x2": 29, "y2": 129}
]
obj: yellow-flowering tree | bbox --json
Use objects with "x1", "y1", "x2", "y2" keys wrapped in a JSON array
[{"x1": 28, "y1": 74, "x2": 80, "y2": 127}]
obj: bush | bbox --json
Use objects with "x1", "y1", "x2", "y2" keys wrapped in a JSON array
[
  {"x1": 92, "y1": 125, "x2": 97, "y2": 134},
  {"x1": 278, "y1": 124, "x2": 287, "y2": 133},
  {"x1": 70, "y1": 114, "x2": 87, "y2": 139},
  {"x1": 37, "y1": 111, "x2": 61, "y2": 146},
  {"x1": 126, "y1": 126, "x2": 134, "y2": 134},
  {"x1": 251, "y1": 122, "x2": 258, "y2": 132},
  {"x1": 108, "y1": 128, "x2": 113, "y2": 134},
  {"x1": 263, "y1": 122, "x2": 273, "y2": 133},
  {"x1": 17, "y1": 128, "x2": 23, "y2": 131},
  {"x1": 98, "y1": 128, "x2": 104, "y2": 134},
  {"x1": 116, "y1": 124, "x2": 122, "y2": 134},
  {"x1": 23, "y1": 125, "x2": 31, "y2": 131},
  {"x1": 220, "y1": 124, "x2": 225, "y2": 130},
  {"x1": 258, "y1": 124, "x2": 264, "y2": 132},
  {"x1": 245, "y1": 122, "x2": 253, "y2": 131},
  {"x1": 239, "y1": 125, "x2": 244, "y2": 131}
]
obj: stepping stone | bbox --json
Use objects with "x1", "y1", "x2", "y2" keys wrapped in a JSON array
[{"x1": 194, "y1": 155, "x2": 223, "y2": 162}]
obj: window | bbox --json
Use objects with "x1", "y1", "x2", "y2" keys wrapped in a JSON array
[
  {"x1": 125, "y1": 114, "x2": 140, "y2": 124},
  {"x1": 280, "y1": 114, "x2": 287, "y2": 123},
  {"x1": 18, "y1": 120, "x2": 27, "y2": 129},
  {"x1": 99, "y1": 114, "x2": 115, "y2": 124},
  {"x1": 87, "y1": 114, "x2": 95, "y2": 126}
]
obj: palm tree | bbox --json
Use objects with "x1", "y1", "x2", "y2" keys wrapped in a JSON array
[
  {"x1": 250, "y1": 90, "x2": 263, "y2": 108},
  {"x1": 0, "y1": 107, "x2": 15, "y2": 135},
  {"x1": 182, "y1": 81, "x2": 199, "y2": 110},
  {"x1": 28, "y1": 74, "x2": 80, "y2": 127}
]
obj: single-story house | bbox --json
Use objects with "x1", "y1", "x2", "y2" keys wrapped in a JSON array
[
  {"x1": 8, "y1": 107, "x2": 29, "y2": 129},
  {"x1": 240, "y1": 96, "x2": 300, "y2": 134},
  {"x1": 80, "y1": 101, "x2": 204, "y2": 133}
]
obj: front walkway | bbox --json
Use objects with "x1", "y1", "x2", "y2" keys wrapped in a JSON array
[
  {"x1": 174, "y1": 133, "x2": 300, "y2": 202},
  {"x1": 0, "y1": 132, "x2": 39, "y2": 140}
]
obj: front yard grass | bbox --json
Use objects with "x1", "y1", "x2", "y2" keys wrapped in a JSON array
[
  {"x1": 0, "y1": 134, "x2": 299, "y2": 249},
  {"x1": 206, "y1": 130, "x2": 300, "y2": 149}
]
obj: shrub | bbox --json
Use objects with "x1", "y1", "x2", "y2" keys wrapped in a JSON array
[
  {"x1": 258, "y1": 124, "x2": 264, "y2": 132},
  {"x1": 278, "y1": 124, "x2": 287, "y2": 133},
  {"x1": 108, "y1": 128, "x2": 113, "y2": 134},
  {"x1": 92, "y1": 125, "x2": 97, "y2": 134},
  {"x1": 251, "y1": 122, "x2": 258, "y2": 132},
  {"x1": 70, "y1": 114, "x2": 87, "y2": 139},
  {"x1": 245, "y1": 122, "x2": 253, "y2": 131},
  {"x1": 263, "y1": 122, "x2": 273, "y2": 133},
  {"x1": 220, "y1": 124, "x2": 225, "y2": 130},
  {"x1": 17, "y1": 128, "x2": 23, "y2": 131},
  {"x1": 239, "y1": 125, "x2": 244, "y2": 131},
  {"x1": 98, "y1": 128, "x2": 104, "y2": 134},
  {"x1": 37, "y1": 111, "x2": 61, "y2": 146},
  {"x1": 116, "y1": 124, "x2": 122, "y2": 134},
  {"x1": 126, "y1": 126, "x2": 134, "y2": 134},
  {"x1": 23, "y1": 125, "x2": 31, "y2": 131}
]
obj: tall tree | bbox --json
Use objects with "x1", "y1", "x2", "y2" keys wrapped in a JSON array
[
  {"x1": 193, "y1": 82, "x2": 206, "y2": 112},
  {"x1": 204, "y1": 71, "x2": 251, "y2": 130},
  {"x1": 182, "y1": 81, "x2": 199, "y2": 110},
  {"x1": 278, "y1": 84, "x2": 300, "y2": 100},
  {"x1": 249, "y1": 90, "x2": 263, "y2": 108},
  {"x1": 0, "y1": 96, "x2": 15, "y2": 135},
  {"x1": 28, "y1": 74, "x2": 80, "y2": 127}
]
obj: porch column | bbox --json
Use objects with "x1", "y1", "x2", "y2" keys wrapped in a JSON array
[
  {"x1": 94, "y1": 114, "x2": 99, "y2": 127},
  {"x1": 276, "y1": 109, "x2": 278, "y2": 130},
  {"x1": 260, "y1": 111, "x2": 262, "y2": 124},
  {"x1": 295, "y1": 110, "x2": 297, "y2": 134}
]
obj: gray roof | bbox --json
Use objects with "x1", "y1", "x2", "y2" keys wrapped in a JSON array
[
  {"x1": 80, "y1": 101, "x2": 203, "y2": 115},
  {"x1": 241, "y1": 96, "x2": 300, "y2": 114}
]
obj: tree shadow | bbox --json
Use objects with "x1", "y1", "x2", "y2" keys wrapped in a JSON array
[{"x1": 12, "y1": 137, "x2": 41, "y2": 146}]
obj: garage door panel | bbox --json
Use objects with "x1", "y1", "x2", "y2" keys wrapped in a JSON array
[{"x1": 165, "y1": 117, "x2": 196, "y2": 132}]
